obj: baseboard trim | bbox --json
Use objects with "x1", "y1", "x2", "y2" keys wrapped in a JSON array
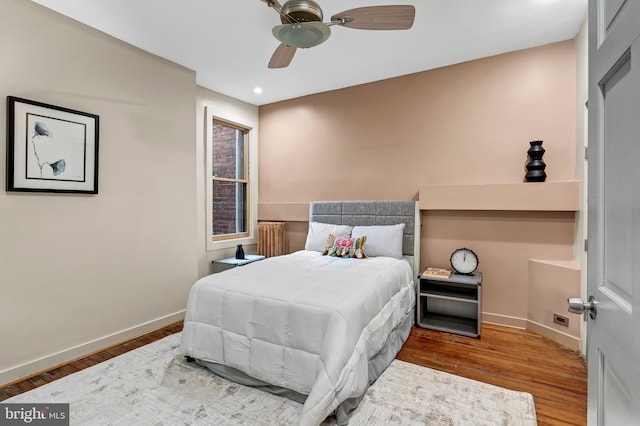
[
  {"x1": 0, "y1": 310, "x2": 185, "y2": 387},
  {"x1": 526, "y1": 320, "x2": 581, "y2": 350},
  {"x1": 482, "y1": 312, "x2": 527, "y2": 329},
  {"x1": 482, "y1": 312, "x2": 581, "y2": 350}
]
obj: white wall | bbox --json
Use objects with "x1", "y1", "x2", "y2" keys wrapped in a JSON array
[{"x1": 0, "y1": 0, "x2": 198, "y2": 385}]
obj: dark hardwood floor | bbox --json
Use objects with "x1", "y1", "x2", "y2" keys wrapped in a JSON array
[
  {"x1": 0, "y1": 322, "x2": 183, "y2": 401},
  {"x1": 1, "y1": 322, "x2": 587, "y2": 425},
  {"x1": 397, "y1": 324, "x2": 588, "y2": 426}
]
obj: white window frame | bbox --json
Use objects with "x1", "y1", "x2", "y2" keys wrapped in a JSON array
[{"x1": 205, "y1": 107, "x2": 257, "y2": 251}]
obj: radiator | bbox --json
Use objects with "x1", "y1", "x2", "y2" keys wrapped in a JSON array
[{"x1": 257, "y1": 221, "x2": 286, "y2": 257}]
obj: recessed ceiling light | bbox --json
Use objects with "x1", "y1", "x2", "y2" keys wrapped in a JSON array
[{"x1": 254, "y1": 87, "x2": 263, "y2": 94}]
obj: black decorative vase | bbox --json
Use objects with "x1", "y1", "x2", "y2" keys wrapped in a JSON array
[
  {"x1": 235, "y1": 244, "x2": 245, "y2": 260},
  {"x1": 525, "y1": 140, "x2": 547, "y2": 182}
]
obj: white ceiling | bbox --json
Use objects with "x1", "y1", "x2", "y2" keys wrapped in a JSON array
[{"x1": 31, "y1": 0, "x2": 587, "y2": 106}]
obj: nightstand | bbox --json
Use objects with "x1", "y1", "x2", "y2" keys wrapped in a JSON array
[
  {"x1": 417, "y1": 272, "x2": 482, "y2": 338},
  {"x1": 212, "y1": 254, "x2": 266, "y2": 273}
]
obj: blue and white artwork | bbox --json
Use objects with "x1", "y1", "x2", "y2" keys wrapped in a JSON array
[{"x1": 26, "y1": 114, "x2": 86, "y2": 182}]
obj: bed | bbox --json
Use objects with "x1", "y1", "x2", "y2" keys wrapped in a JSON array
[{"x1": 180, "y1": 200, "x2": 419, "y2": 425}]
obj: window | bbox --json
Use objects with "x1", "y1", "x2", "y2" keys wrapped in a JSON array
[{"x1": 211, "y1": 119, "x2": 249, "y2": 241}]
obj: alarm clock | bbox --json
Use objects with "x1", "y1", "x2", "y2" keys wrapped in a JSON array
[{"x1": 450, "y1": 248, "x2": 479, "y2": 275}]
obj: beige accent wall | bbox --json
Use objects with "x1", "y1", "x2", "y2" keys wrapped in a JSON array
[
  {"x1": 259, "y1": 40, "x2": 580, "y2": 345},
  {"x1": 260, "y1": 40, "x2": 576, "y2": 200},
  {"x1": 528, "y1": 259, "x2": 581, "y2": 348},
  {"x1": 0, "y1": 0, "x2": 198, "y2": 384}
]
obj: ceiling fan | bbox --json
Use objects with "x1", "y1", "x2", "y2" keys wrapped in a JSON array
[{"x1": 260, "y1": 0, "x2": 415, "y2": 68}]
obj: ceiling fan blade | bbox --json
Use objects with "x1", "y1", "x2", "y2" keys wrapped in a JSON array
[
  {"x1": 268, "y1": 43, "x2": 297, "y2": 68},
  {"x1": 331, "y1": 5, "x2": 415, "y2": 30}
]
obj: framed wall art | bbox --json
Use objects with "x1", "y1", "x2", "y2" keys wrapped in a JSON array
[{"x1": 6, "y1": 96, "x2": 99, "y2": 194}]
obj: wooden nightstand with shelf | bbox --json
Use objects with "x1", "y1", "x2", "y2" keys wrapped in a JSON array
[
  {"x1": 212, "y1": 254, "x2": 265, "y2": 273},
  {"x1": 417, "y1": 272, "x2": 482, "y2": 338}
]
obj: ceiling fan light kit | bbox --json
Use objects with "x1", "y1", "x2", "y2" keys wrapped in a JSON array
[
  {"x1": 272, "y1": 22, "x2": 331, "y2": 48},
  {"x1": 262, "y1": 0, "x2": 415, "y2": 68}
]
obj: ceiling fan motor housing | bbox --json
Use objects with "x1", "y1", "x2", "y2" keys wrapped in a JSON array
[{"x1": 280, "y1": 0, "x2": 323, "y2": 23}]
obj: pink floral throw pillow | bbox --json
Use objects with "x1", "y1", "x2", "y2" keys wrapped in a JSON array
[{"x1": 323, "y1": 234, "x2": 367, "y2": 259}]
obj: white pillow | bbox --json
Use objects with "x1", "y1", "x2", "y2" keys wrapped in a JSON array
[
  {"x1": 304, "y1": 222, "x2": 353, "y2": 252},
  {"x1": 351, "y1": 224, "x2": 405, "y2": 259}
]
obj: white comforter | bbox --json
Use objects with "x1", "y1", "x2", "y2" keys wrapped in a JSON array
[{"x1": 180, "y1": 250, "x2": 415, "y2": 425}]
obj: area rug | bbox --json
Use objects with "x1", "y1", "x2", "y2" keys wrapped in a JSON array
[{"x1": 6, "y1": 333, "x2": 537, "y2": 425}]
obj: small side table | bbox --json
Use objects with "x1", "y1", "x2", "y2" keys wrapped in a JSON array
[
  {"x1": 212, "y1": 254, "x2": 266, "y2": 273},
  {"x1": 417, "y1": 272, "x2": 482, "y2": 338}
]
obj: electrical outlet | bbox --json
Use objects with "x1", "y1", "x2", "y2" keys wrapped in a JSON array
[{"x1": 553, "y1": 313, "x2": 569, "y2": 327}]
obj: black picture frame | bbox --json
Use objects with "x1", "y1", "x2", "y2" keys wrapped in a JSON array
[{"x1": 6, "y1": 96, "x2": 99, "y2": 194}]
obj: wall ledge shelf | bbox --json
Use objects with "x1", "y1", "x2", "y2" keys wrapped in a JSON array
[
  {"x1": 529, "y1": 259, "x2": 580, "y2": 270},
  {"x1": 419, "y1": 181, "x2": 579, "y2": 211}
]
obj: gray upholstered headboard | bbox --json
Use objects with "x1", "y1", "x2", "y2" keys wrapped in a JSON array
[{"x1": 309, "y1": 200, "x2": 420, "y2": 277}]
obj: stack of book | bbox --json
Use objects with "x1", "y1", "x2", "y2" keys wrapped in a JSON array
[{"x1": 422, "y1": 267, "x2": 452, "y2": 278}]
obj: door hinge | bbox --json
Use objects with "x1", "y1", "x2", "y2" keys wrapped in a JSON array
[
  {"x1": 585, "y1": 146, "x2": 588, "y2": 160},
  {"x1": 584, "y1": 239, "x2": 588, "y2": 252}
]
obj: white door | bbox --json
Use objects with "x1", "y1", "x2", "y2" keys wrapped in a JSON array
[{"x1": 584, "y1": 0, "x2": 640, "y2": 423}]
